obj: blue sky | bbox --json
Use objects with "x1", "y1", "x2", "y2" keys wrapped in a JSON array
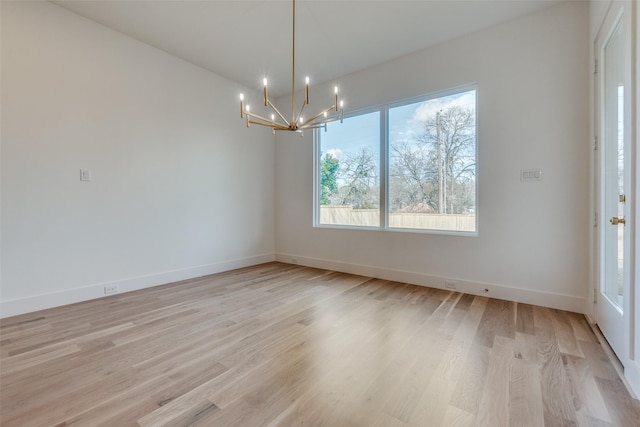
[
  {"x1": 320, "y1": 89, "x2": 476, "y2": 162},
  {"x1": 322, "y1": 110, "x2": 380, "y2": 164}
]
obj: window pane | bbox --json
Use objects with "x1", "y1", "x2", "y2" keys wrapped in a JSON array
[
  {"x1": 319, "y1": 112, "x2": 380, "y2": 227},
  {"x1": 602, "y1": 17, "x2": 625, "y2": 310},
  {"x1": 388, "y1": 90, "x2": 476, "y2": 232}
]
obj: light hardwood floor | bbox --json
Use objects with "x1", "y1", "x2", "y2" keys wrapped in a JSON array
[{"x1": 1, "y1": 262, "x2": 639, "y2": 426}]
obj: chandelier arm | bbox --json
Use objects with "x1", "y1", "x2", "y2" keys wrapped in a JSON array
[
  {"x1": 302, "y1": 109, "x2": 344, "y2": 129},
  {"x1": 249, "y1": 118, "x2": 290, "y2": 131},
  {"x1": 250, "y1": 121, "x2": 291, "y2": 131},
  {"x1": 299, "y1": 105, "x2": 337, "y2": 128},
  {"x1": 266, "y1": 100, "x2": 290, "y2": 127},
  {"x1": 295, "y1": 99, "x2": 307, "y2": 125},
  {"x1": 246, "y1": 111, "x2": 284, "y2": 128},
  {"x1": 299, "y1": 120, "x2": 340, "y2": 130}
]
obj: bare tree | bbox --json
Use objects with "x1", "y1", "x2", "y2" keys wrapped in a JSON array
[
  {"x1": 336, "y1": 147, "x2": 379, "y2": 209},
  {"x1": 391, "y1": 105, "x2": 475, "y2": 214},
  {"x1": 389, "y1": 140, "x2": 438, "y2": 212},
  {"x1": 418, "y1": 106, "x2": 475, "y2": 214}
]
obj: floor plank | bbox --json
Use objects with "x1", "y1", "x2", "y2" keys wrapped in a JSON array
[{"x1": 0, "y1": 262, "x2": 637, "y2": 426}]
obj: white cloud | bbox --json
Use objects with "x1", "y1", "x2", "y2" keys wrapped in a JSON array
[
  {"x1": 325, "y1": 148, "x2": 344, "y2": 159},
  {"x1": 411, "y1": 90, "x2": 476, "y2": 124}
]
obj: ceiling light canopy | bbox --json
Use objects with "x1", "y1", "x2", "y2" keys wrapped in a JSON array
[{"x1": 239, "y1": 0, "x2": 344, "y2": 133}]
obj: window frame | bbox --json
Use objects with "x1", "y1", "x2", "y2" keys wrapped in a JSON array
[{"x1": 314, "y1": 84, "x2": 478, "y2": 236}]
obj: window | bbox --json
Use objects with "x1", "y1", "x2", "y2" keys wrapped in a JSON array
[
  {"x1": 317, "y1": 111, "x2": 380, "y2": 227},
  {"x1": 316, "y1": 87, "x2": 476, "y2": 234}
]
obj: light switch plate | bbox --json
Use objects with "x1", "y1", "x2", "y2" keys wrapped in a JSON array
[{"x1": 80, "y1": 169, "x2": 92, "y2": 182}]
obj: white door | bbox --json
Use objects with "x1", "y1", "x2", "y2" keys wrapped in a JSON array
[{"x1": 596, "y1": 1, "x2": 630, "y2": 361}]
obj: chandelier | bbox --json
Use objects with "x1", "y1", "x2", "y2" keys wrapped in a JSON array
[{"x1": 239, "y1": 0, "x2": 344, "y2": 133}]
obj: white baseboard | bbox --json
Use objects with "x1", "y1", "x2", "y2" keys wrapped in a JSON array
[
  {"x1": 0, "y1": 253, "x2": 275, "y2": 319},
  {"x1": 2, "y1": 252, "x2": 587, "y2": 318},
  {"x1": 625, "y1": 360, "x2": 640, "y2": 399},
  {"x1": 275, "y1": 253, "x2": 586, "y2": 313}
]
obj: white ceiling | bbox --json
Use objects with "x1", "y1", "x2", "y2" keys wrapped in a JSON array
[{"x1": 52, "y1": 0, "x2": 564, "y2": 96}]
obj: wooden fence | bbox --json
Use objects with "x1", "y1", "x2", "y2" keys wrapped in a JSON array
[{"x1": 319, "y1": 206, "x2": 475, "y2": 232}]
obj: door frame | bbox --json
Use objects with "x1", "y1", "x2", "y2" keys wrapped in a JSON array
[
  {"x1": 591, "y1": 0, "x2": 639, "y2": 397},
  {"x1": 595, "y1": 0, "x2": 631, "y2": 363}
]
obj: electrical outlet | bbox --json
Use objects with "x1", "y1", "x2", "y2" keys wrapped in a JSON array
[
  {"x1": 80, "y1": 169, "x2": 92, "y2": 182},
  {"x1": 445, "y1": 280, "x2": 457, "y2": 290},
  {"x1": 521, "y1": 169, "x2": 542, "y2": 182},
  {"x1": 104, "y1": 285, "x2": 118, "y2": 295}
]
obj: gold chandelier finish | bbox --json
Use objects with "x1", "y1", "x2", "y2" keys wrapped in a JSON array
[{"x1": 239, "y1": 0, "x2": 344, "y2": 132}]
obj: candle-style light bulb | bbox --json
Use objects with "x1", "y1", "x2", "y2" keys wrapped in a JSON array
[
  {"x1": 240, "y1": 93, "x2": 244, "y2": 117},
  {"x1": 334, "y1": 86, "x2": 339, "y2": 112},
  {"x1": 305, "y1": 76, "x2": 310, "y2": 104},
  {"x1": 263, "y1": 78, "x2": 268, "y2": 106}
]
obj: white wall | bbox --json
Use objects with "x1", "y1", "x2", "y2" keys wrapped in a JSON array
[
  {"x1": 275, "y1": 1, "x2": 590, "y2": 312},
  {"x1": 0, "y1": 1, "x2": 275, "y2": 317}
]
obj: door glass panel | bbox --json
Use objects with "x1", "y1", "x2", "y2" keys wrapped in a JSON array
[{"x1": 603, "y1": 18, "x2": 624, "y2": 311}]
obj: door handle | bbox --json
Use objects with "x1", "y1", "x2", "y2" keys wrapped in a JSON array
[{"x1": 610, "y1": 217, "x2": 626, "y2": 225}]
